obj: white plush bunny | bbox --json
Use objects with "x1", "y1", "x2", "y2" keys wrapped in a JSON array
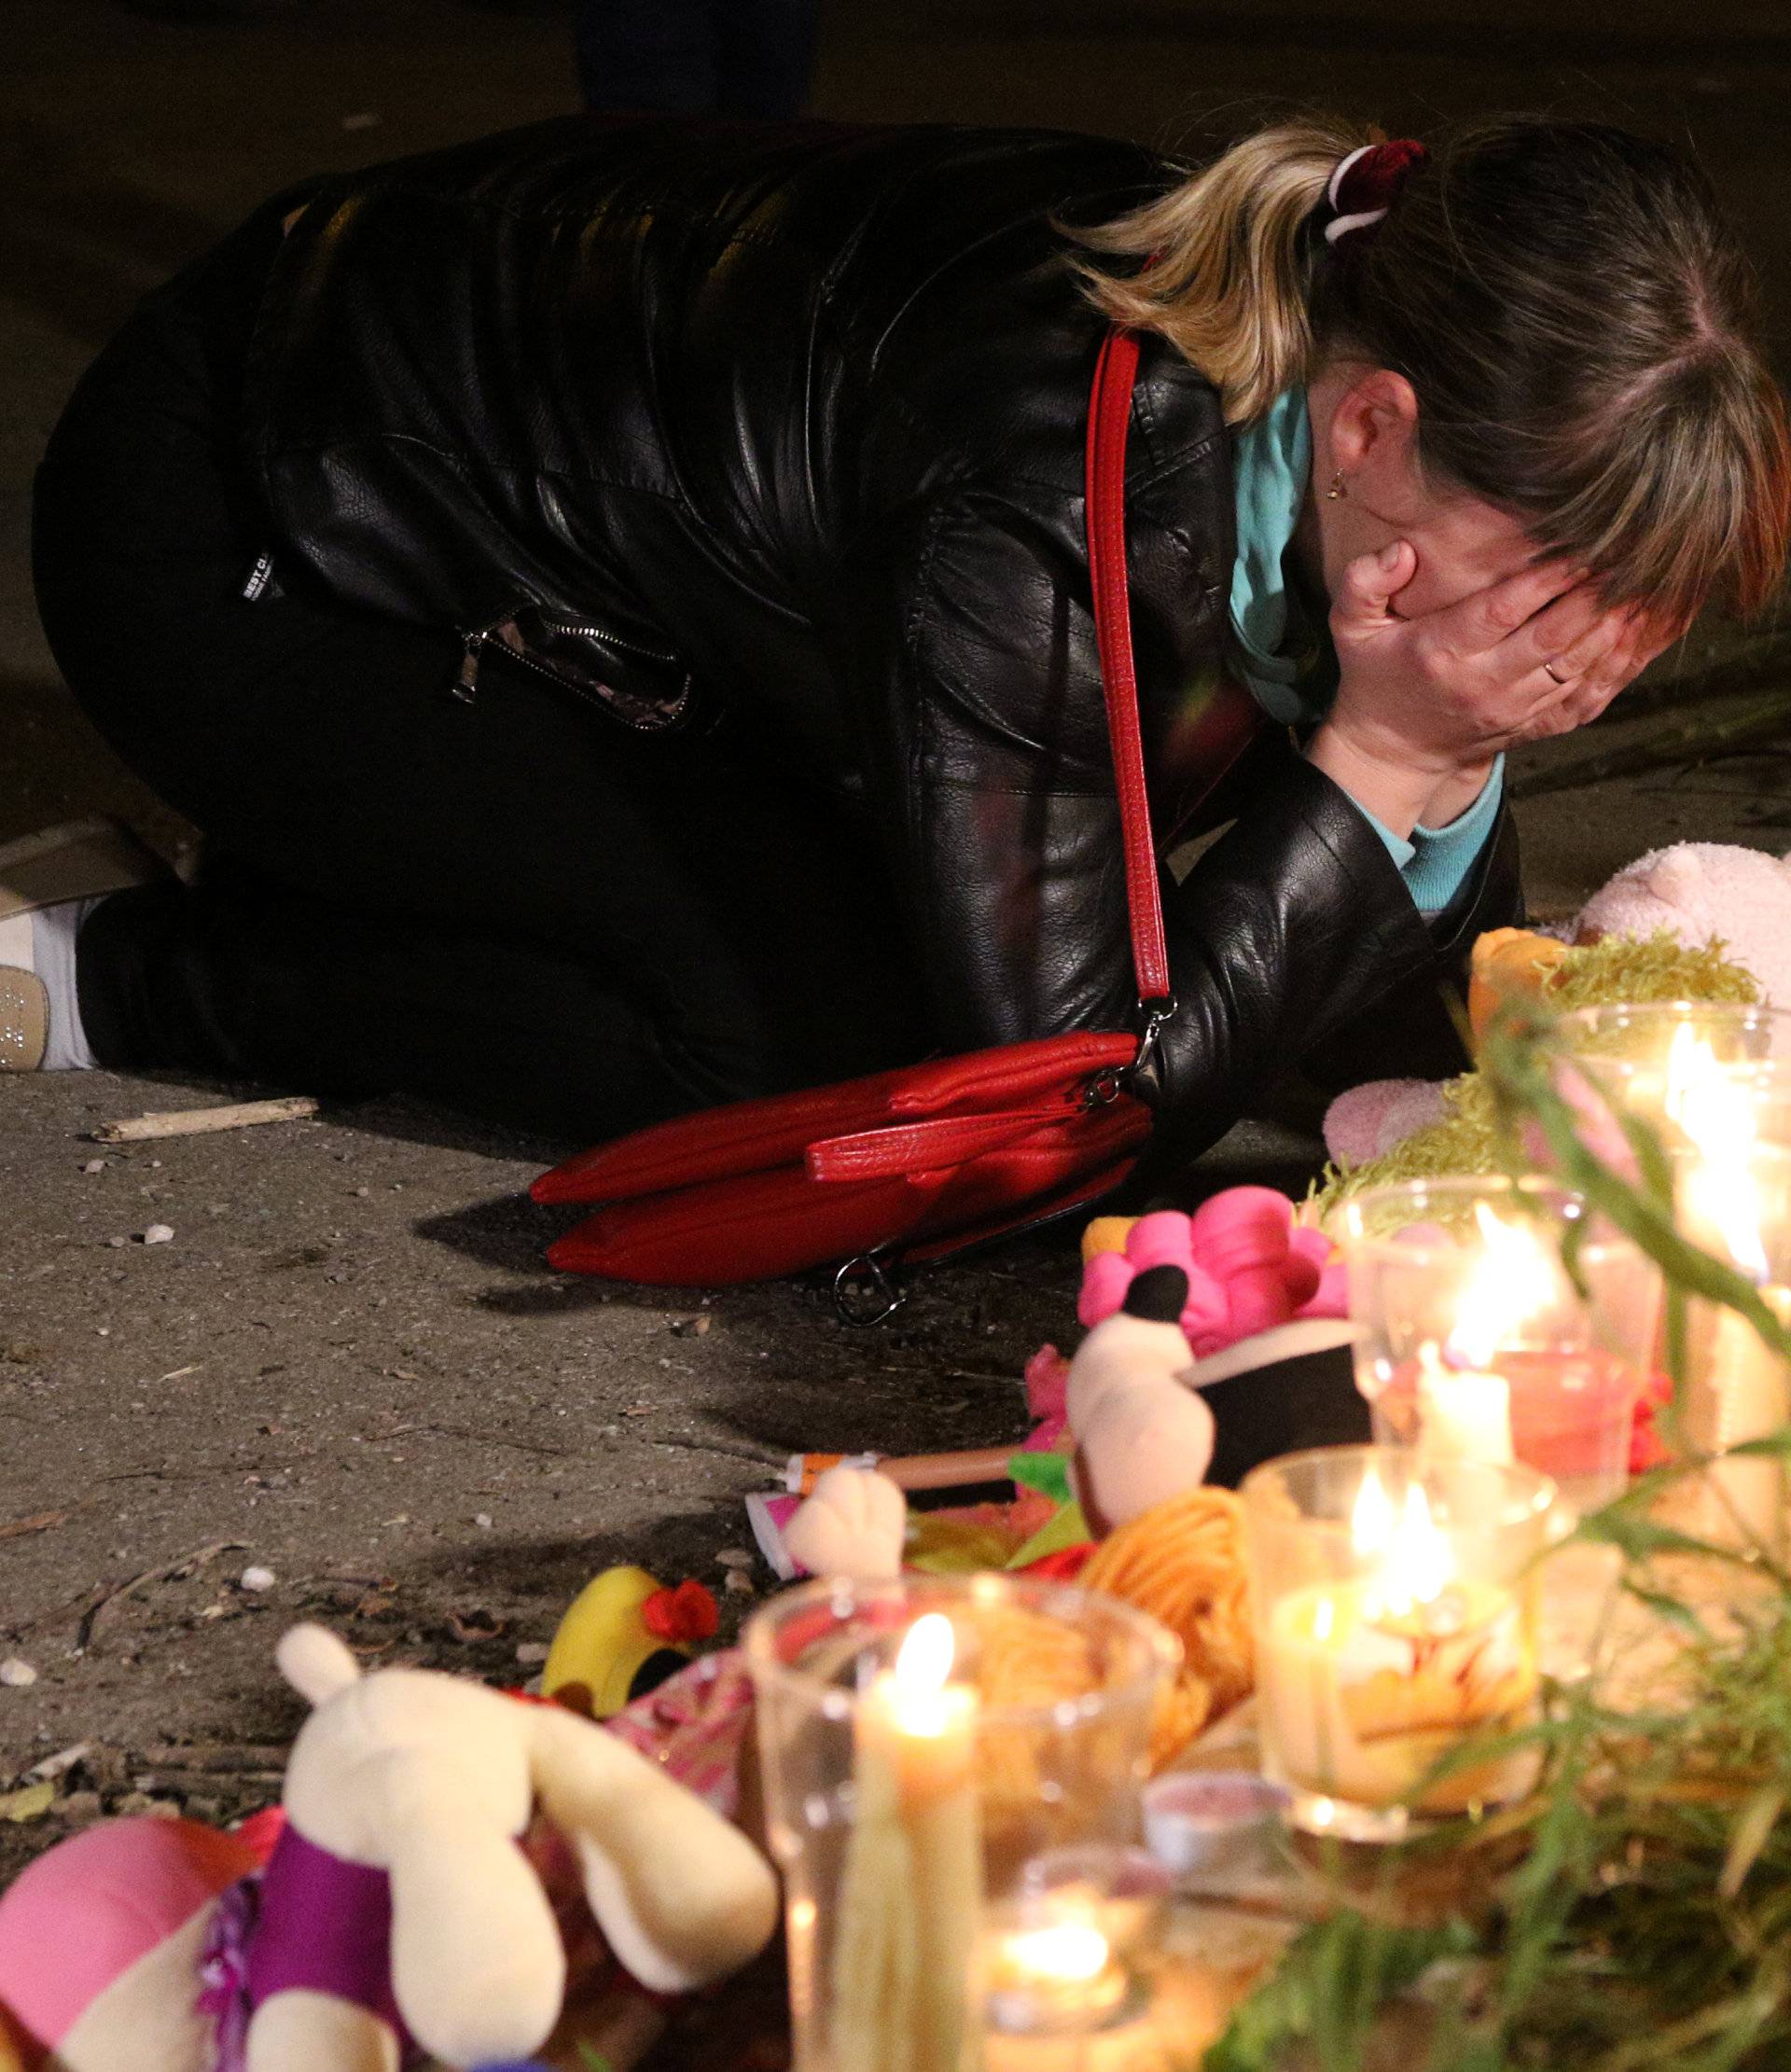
[
  {"x1": 784, "y1": 1463, "x2": 908, "y2": 1578},
  {"x1": 0, "y1": 1626, "x2": 780, "y2": 2072},
  {"x1": 1064, "y1": 1265, "x2": 1215, "y2": 1535}
]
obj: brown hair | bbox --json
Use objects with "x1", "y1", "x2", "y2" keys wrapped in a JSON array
[{"x1": 1076, "y1": 116, "x2": 1791, "y2": 626}]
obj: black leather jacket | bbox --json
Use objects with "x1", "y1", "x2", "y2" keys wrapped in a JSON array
[{"x1": 243, "y1": 117, "x2": 1520, "y2": 1161}]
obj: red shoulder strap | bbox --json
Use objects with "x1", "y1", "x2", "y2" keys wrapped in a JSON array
[
  {"x1": 1085, "y1": 325, "x2": 1172, "y2": 1008},
  {"x1": 1084, "y1": 327, "x2": 1262, "y2": 1019}
]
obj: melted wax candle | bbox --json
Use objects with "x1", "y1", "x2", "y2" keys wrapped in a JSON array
[{"x1": 1258, "y1": 1471, "x2": 1539, "y2": 1817}]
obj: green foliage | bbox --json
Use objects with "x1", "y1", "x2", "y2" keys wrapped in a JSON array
[
  {"x1": 1540, "y1": 934, "x2": 1760, "y2": 1014},
  {"x1": 1207, "y1": 1011, "x2": 1791, "y2": 2072},
  {"x1": 1312, "y1": 1075, "x2": 1503, "y2": 1224},
  {"x1": 1202, "y1": 1916, "x2": 1474, "y2": 2072}
]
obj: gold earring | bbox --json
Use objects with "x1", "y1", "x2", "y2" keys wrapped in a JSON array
[{"x1": 1326, "y1": 470, "x2": 1349, "y2": 501}]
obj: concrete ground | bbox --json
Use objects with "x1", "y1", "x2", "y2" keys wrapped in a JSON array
[{"x1": 5, "y1": 0, "x2": 1791, "y2": 1871}]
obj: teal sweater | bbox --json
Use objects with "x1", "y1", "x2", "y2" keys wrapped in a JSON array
[{"x1": 1229, "y1": 392, "x2": 1502, "y2": 920}]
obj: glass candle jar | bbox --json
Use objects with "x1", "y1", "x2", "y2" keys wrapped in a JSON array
[
  {"x1": 1340, "y1": 1176, "x2": 1661, "y2": 1512},
  {"x1": 743, "y1": 1573, "x2": 1178, "y2": 2072},
  {"x1": 1242, "y1": 1445, "x2": 1558, "y2": 1843},
  {"x1": 1559, "y1": 1010, "x2": 1791, "y2": 1552},
  {"x1": 1557, "y1": 1002, "x2": 1791, "y2": 1153},
  {"x1": 1668, "y1": 1140, "x2": 1791, "y2": 1556}
]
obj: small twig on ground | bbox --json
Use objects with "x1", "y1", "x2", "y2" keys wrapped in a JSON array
[
  {"x1": 135, "y1": 1743, "x2": 289, "y2": 1775},
  {"x1": 76, "y1": 1539, "x2": 247, "y2": 1653},
  {"x1": 91, "y1": 1095, "x2": 320, "y2": 1144},
  {"x1": 0, "y1": 1508, "x2": 77, "y2": 1543},
  {"x1": 651, "y1": 1435, "x2": 789, "y2": 1467},
  {"x1": 376, "y1": 1420, "x2": 783, "y2": 1467}
]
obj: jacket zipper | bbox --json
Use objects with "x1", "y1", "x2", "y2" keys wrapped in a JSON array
[
  {"x1": 452, "y1": 614, "x2": 514, "y2": 704},
  {"x1": 453, "y1": 610, "x2": 692, "y2": 731},
  {"x1": 537, "y1": 616, "x2": 680, "y2": 667}
]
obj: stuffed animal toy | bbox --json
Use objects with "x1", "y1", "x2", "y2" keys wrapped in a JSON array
[
  {"x1": 782, "y1": 1462, "x2": 908, "y2": 1579},
  {"x1": 1076, "y1": 1195, "x2": 1346, "y2": 1352},
  {"x1": 540, "y1": 1567, "x2": 718, "y2": 1719},
  {"x1": 0, "y1": 1625, "x2": 779, "y2": 2072},
  {"x1": 1065, "y1": 1263, "x2": 1217, "y2": 1535},
  {"x1": 1068, "y1": 1255, "x2": 1365, "y2": 1518},
  {"x1": 1577, "y1": 842, "x2": 1791, "y2": 1008}
]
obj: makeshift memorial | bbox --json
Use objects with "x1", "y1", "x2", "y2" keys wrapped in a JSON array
[
  {"x1": 743, "y1": 1574, "x2": 1176, "y2": 2072},
  {"x1": 0, "y1": 1626, "x2": 778, "y2": 2072},
  {"x1": 1203, "y1": 1012, "x2": 1791, "y2": 2070}
]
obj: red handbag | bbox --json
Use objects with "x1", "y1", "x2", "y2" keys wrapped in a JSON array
[{"x1": 533, "y1": 325, "x2": 1261, "y2": 1307}]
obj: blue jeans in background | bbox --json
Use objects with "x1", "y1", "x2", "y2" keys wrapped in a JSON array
[{"x1": 576, "y1": 0, "x2": 821, "y2": 118}]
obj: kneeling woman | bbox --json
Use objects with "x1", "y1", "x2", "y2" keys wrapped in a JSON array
[{"x1": 21, "y1": 115, "x2": 1791, "y2": 1188}]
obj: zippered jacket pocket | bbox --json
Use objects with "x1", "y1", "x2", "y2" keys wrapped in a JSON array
[{"x1": 456, "y1": 605, "x2": 694, "y2": 732}]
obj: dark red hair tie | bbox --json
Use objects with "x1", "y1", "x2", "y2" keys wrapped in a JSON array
[{"x1": 1325, "y1": 138, "x2": 1428, "y2": 245}]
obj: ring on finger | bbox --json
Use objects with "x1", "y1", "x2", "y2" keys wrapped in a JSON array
[{"x1": 1542, "y1": 661, "x2": 1573, "y2": 686}]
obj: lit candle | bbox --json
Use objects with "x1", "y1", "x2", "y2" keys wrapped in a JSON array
[
  {"x1": 986, "y1": 1917, "x2": 1127, "y2": 2033},
  {"x1": 831, "y1": 1612, "x2": 985, "y2": 2072},
  {"x1": 1416, "y1": 1342, "x2": 1514, "y2": 1467},
  {"x1": 1372, "y1": 1203, "x2": 1644, "y2": 1509},
  {"x1": 981, "y1": 1912, "x2": 1162, "y2": 2072},
  {"x1": 1668, "y1": 1033, "x2": 1791, "y2": 1553},
  {"x1": 1257, "y1": 1469, "x2": 1539, "y2": 1816},
  {"x1": 1412, "y1": 1203, "x2": 1560, "y2": 1467}
]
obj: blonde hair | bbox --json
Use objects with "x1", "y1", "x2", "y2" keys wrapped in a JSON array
[
  {"x1": 1076, "y1": 116, "x2": 1377, "y2": 427},
  {"x1": 1076, "y1": 118, "x2": 1791, "y2": 628}
]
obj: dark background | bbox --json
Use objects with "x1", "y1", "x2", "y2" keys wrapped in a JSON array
[{"x1": 7, "y1": 0, "x2": 1791, "y2": 897}]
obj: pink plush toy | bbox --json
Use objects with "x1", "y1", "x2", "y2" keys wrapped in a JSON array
[
  {"x1": 1322, "y1": 1078, "x2": 1451, "y2": 1167},
  {"x1": 1576, "y1": 841, "x2": 1791, "y2": 1007},
  {"x1": 1076, "y1": 1190, "x2": 1346, "y2": 1355},
  {"x1": 0, "y1": 1819, "x2": 264, "y2": 2070}
]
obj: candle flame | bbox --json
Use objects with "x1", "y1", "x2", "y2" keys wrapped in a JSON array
[
  {"x1": 1353, "y1": 1469, "x2": 1453, "y2": 1618},
  {"x1": 1006, "y1": 1923, "x2": 1111, "y2": 1986},
  {"x1": 1667, "y1": 1027, "x2": 1769, "y2": 1282},
  {"x1": 1446, "y1": 1204, "x2": 1557, "y2": 1370},
  {"x1": 1351, "y1": 1467, "x2": 1395, "y2": 1556},
  {"x1": 895, "y1": 1611, "x2": 955, "y2": 1696}
]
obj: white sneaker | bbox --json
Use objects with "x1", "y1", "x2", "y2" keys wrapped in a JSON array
[{"x1": 0, "y1": 819, "x2": 164, "y2": 1071}]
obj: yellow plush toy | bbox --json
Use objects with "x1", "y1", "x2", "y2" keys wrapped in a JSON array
[{"x1": 542, "y1": 1566, "x2": 718, "y2": 1719}]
